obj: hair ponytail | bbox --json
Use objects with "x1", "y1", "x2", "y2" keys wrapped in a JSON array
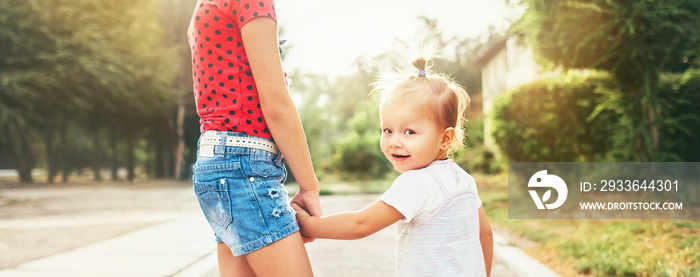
[{"x1": 412, "y1": 57, "x2": 427, "y2": 76}]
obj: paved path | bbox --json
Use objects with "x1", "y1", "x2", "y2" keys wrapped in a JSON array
[
  {"x1": 0, "y1": 214, "x2": 213, "y2": 277},
  {"x1": 0, "y1": 181, "x2": 557, "y2": 276},
  {"x1": 286, "y1": 195, "x2": 524, "y2": 277}
]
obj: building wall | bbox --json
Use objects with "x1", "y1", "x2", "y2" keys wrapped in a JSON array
[
  {"x1": 481, "y1": 38, "x2": 541, "y2": 154},
  {"x1": 481, "y1": 48, "x2": 507, "y2": 150},
  {"x1": 505, "y1": 39, "x2": 540, "y2": 90}
]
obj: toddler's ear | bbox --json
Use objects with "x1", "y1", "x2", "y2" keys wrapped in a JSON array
[{"x1": 441, "y1": 127, "x2": 456, "y2": 150}]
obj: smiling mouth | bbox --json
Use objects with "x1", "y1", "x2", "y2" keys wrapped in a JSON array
[{"x1": 392, "y1": 154, "x2": 410, "y2": 161}]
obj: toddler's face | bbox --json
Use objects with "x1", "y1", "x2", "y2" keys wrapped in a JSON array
[{"x1": 379, "y1": 98, "x2": 447, "y2": 173}]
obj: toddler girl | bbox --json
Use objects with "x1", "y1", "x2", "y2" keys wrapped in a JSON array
[{"x1": 293, "y1": 55, "x2": 493, "y2": 277}]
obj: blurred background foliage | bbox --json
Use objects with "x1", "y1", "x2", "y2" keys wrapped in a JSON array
[
  {"x1": 510, "y1": 0, "x2": 700, "y2": 162},
  {"x1": 0, "y1": 0, "x2": 699, "y2": 185},
  {"x1": 490, "y1": 69, "x2": 700, "y2": 163},
  {"x1": 0, "y1": 0, "x2": 197, "y2": 183},
  {"x1": 490, "y1": 70, "x2": 620, "y2": 162}
]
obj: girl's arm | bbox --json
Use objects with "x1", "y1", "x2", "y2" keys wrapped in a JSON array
[
  {"x1": 478, "y1": 206, "x2": 493, "y2": 277},
  {"x1": 292, "y1": 200, "x2": 404, "y2": 240},
  {"x1": 240, "y1": 18, "x2": 321, "y2": 218}
]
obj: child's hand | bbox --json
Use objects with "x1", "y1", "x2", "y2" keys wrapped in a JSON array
[
  {"x1": 292, "y1": 203, "x2": 310, "y2": 220},
  {"x1": 290, "y1": 189, "x2": 320, "y2": 243},
  {"x1": 291, "y1": 203, "x2": 314, "y2": 242},
  {"x1": 291, "y1": 189, "x2": 322, "y2": 217}
]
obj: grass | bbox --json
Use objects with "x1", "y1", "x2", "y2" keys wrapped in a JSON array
[{"x1": 473, "y1": 172, "x2": 700, "y2": 277}]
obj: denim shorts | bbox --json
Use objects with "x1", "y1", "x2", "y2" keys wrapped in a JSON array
[{"x1": 192, "y1": 131, "x2": 298, "y2": 256}]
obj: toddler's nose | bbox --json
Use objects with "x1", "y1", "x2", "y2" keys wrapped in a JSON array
[{"x1": 389, "y1": 136, "x2": 403, "y2": 148}]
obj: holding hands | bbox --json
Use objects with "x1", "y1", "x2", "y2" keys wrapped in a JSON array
[{"x1": 291, "y1": 189, "x2": 320, "y2": 242}]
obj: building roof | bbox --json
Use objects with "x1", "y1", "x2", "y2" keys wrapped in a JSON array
[{"x1": 474, "y1": 37, "x2": 507, "y2": 68}]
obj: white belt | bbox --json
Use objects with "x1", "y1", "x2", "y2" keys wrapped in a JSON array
[{"x1": 200, "y1": 131, "x2": 278, "y2": 154}]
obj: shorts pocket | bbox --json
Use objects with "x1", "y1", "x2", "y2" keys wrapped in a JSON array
[
  {"x1": 249, "y1": 150, "x2": 283, "y2": 178},
  {"x1": 194, "y1": 179, "x2": 233, "y2": 229}
]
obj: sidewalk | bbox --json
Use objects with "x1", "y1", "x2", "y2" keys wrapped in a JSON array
[
  {"x1": 0, "y1": 214, "x2": 558, "y2": 277},
  {"x1": 492, "y1": 233, "x2": 560, "y2": 277},
  {"x1": 0, "y1": 213, "x2": 216, "y2": 277},
  {"x1": 0, "y1": 184, "x2": 559, "y2": 277}
]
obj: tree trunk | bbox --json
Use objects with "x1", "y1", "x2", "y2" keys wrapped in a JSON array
[
  {"x1": 174, "y1": 101, "x2": 186, "y2": 179},
  {"x1": 61, "y1": 167, "x2": 70, "y2": 183},
  {"x1": 16, "y1": 141, "x2": 34, "y2": 183},
  {"x1": 110, "y1": 129, "x2": 119, "y2": 181},
  {"x1": 153, "y1": 129, "x2": 166, "y2": 178},
  {"x1": 629, "y1": 87, "x2": 651, "y2": 162},
  {"x1": 92, "y1": 128, "x2": 103, "y2": 181},
  {"x1": 154, "y1": 128, "x2": 165, "y2": 178},
  {"x1": 646, "y1": 74, "x2": 659, "y2": 160},
  {"x1": 45, "y1": 129, "x2": 56, "y2": 183},
  {"x1": 164, "y1": 113, "x2": 174, "y2": 179},
  {"x1": 60, "y1": 128, "x2": 70, "y2": 183},
  {"x1": 126, "y1": 136, "x2": 135, "y2": 182},
  {"x1": 12, "y1": 123, "x2": 34, "y2": 183}
]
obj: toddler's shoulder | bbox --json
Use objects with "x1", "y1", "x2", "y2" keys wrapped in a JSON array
[{"x1": 394, "y1": 167, "x2": 437, "y2": 185}]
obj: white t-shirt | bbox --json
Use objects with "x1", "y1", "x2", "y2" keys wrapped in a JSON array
[{"x1": 379, "y1": 159, "x2": 486, "y2": 277}]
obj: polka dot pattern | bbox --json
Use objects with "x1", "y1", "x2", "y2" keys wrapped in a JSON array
[{"x1": 187, "y1": 0, "x2": 280, "y2": 138}]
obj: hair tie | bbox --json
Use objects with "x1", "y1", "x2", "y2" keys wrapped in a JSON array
[{"x1": 418, "y1": 70, "x2": 426, "y2": 76}]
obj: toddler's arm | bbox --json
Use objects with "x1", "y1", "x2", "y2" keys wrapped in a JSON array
[
  {"x1": 292, "y1": 200, "x2": 403, "y2": 240},
  {"x1": 478, "y1": 206, "x2": 493, "y2": 277}
]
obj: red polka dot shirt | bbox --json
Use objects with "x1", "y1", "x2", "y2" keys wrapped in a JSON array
[{"x1": 188, "y1": 0, "x2": 283, "y2": 139}]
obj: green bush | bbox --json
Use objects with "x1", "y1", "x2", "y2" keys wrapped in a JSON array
[
  {"x1": 490, "y1": 71, "x2": 619, "y2": 162},
  {"x1": 656, "y1": 69, "x2": 700, "y2": 162},
  {"x1": 329, "y1": 107, "x2": 392, "y2": 178},
  {"x1": 455, "y1": 117, "x2": 502, "y2": 174},
  {"x1": 464, "y1": 116, "x2": 486, "y2": 149},
  {"x1": 331, "y1": 132, "x2": 375, "y2": 172},
  {"x1": 330, "y1": 131, "x2": 391, "y2": 179}
]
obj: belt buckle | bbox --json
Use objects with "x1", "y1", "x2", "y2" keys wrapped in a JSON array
[{"x1": 199, "y1": 145, "x2": 215, "y2": 157}]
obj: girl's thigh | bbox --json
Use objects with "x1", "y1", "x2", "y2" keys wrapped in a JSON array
[
  {"x1": 217, "y1": 242, "x2": 256, "y2": 277},
  {"x1": 245, "y1": 232, "x2": 313, "y2": 277}
]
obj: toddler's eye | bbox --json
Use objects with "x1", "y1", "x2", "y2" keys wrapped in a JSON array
[
  {"x1": 404, "y1": 130, "x2": 415, "y2": 135},
  {"x1": 382, "y1": 129, "x2": 392, "y2": 134}
]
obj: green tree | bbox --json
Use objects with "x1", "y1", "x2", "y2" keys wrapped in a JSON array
[
  {"x1": 0, "y1": 0, "x2": 180, "y2": 183},
  {"x1": 649, "y1": 70, "x2": 700, "y2": 161},
  {"x1": 514, "y1": 0, "x2": 700, "y2": 161},
  {"x1": 158, "y1": 0, "x2": 197, "y2": 180}
]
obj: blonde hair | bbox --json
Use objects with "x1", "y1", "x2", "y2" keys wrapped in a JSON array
[{"x1": 374, "y1": 54, "x2": 470, "y2": 155}]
